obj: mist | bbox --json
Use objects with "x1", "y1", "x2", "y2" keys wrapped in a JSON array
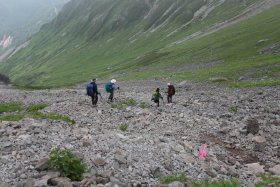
[{"x1": 0, "y1": 0, "x2": 69, "y2": 47}]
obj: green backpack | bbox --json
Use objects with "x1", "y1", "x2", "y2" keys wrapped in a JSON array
[{"x1": 105, "y1": 82, "x2": 112, "y2": 93}]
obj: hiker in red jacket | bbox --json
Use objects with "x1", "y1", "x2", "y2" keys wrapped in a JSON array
[{"x1": 167, "y1": 83, "x2": 175, "y2": 103}]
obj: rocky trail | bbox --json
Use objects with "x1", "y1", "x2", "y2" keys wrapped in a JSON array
[{"x1": 0, "y1": 81, "x2": 280, "y2": 187}]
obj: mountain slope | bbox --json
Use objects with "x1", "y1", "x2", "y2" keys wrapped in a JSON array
[
  {"x1": 0, "y1": 0, "x2": 69, "y2": 51},
  {"x1": 1, "y1": 0, "x2": 279, "y2": 88}
]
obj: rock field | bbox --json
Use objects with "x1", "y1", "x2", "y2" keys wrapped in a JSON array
[{"x1": 0, "y1": 80, "x2": 280, "y2": 187}]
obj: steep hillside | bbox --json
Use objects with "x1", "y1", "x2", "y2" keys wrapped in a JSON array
[
  {"x1": 0, "y1": 0, "x2": 69, "y2": 52},
  {"x1": 1, "y1": 0, "x2": 279, "y2": 88}
]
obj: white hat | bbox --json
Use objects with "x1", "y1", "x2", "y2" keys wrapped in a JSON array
[
  {"x1": 111, "y1": 79, "x2": 116, "y2": 83},
  {"x1": 167, "y1": 83, "x2": 171, "y2": 86}
]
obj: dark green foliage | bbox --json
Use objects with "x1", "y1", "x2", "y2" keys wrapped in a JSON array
[
  {"x1": 119, "y1": 123, "x2": 128, "y2": 132},
  {"x1": 256, "y1": 174, "x2": 280, "y2": 187},
  {"x1": 0, "y1": 102, "x2": 22, "y2": 113},
  {"x1": 48, "y1": 148, "x2": 87, "y2": 181},
  {"x1": 192, "y1": 178, "x2": 241, "y2": 187},
  {"x1": 160, "y1": 173, "x2": 188, "y2": 184}
]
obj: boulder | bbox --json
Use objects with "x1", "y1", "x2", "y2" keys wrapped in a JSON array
[
  {"x1": 35, "y1": 157, "x2": 49, "y2": 171},
  {"x1": 246, "y1": 163, "x2": 264, "y2": 175}
]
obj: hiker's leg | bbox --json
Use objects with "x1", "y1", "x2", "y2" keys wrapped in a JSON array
[
  {"x1": 109, "y1": 90, "x2": 114, "y2": 102},
  {"x1": 93, "y1": 95, "x2": 98, "y2": 105},
  {"x1": 170, "y1": 95, "x2": 172, "y2": 103},
  {"x1": 157, "y1": 101, "x2": 159, "y2": 107},
  {"x1": 91, "y1": 96, "x2": 95, "y2": 105},
  {"x1": 167, "y1": 95, "x2": 171, "y2": 103}
]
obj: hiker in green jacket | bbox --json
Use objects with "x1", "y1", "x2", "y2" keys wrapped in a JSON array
[{"x1": 151, "y1": 88, "x2": 163, "y2": 107}]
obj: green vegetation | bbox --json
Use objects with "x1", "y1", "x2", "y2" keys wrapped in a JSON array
[
  {"x1": 192, "y1": 178, "x2": 241, "y2": 187},
  {"x1": 119, "y1": 123, "x2": 128, "y2": 132},
  {"x1": 122, "y1": 98, "x2": 137, "y2": 106},
  {"x1": 0, "y1": 102, "x2": 22, "y2": 113},
  {"x1": 1, "y1": 1, "x2": 278, "y2": 89},
  {"x1": 27, "y1": 103, "x2": 48, "y2": 113},
  {"x1": 228, "y1": 106, "x2": 238, "y2": 113},
  {"x1": 111, "y1": 98, "x2": 138, "y2": 110},
  {"x1": 48, "y1": 148, "x2": 86, "y2": 181},
  {"x1": 139, "y1": 102, "x2": 150, "y2": 109},
  {"x1": 0, "y1": 114, "x2": 25, "y2": 121},
  {"x1": 256, "y1": 174, "x2": 280, "y2": 187},
  {"x1": 31, "y1": 112, "x2": 75, "y2": 125},
  {"x1": 27, "y1": 103, "x2": 75, "y2": 124},
  {"x1": 0, "y1": 102, "x2": 75, "y2": 124},
  {"x1": 160, "y1": 173, "x2": 188, "y2": 184},
  {"x1": 159, "y1": 174, "x2": 279, "y2": 186}
]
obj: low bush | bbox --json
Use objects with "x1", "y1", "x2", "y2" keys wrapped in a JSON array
[{"x1": 48, "y1": 148, "x2": 87, "y2": 181}]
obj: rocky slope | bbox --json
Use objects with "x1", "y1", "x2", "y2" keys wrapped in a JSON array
[{"x1": 0, "y1": 81, "x2": 280, "y2": 187}]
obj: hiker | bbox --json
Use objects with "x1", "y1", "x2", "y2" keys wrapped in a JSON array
[
  {"x1": 86, "y1": 78, "x2": 101, "y2": 106},
  {"x1": 151, "y1": 88, "x2": 163, "y2": 107},
  {"x1": 105, "y1": 79, "x2": 119, "y2": 102},
  {"x1": 167, "y1": 83, "x2": 175, "y2": 103}
]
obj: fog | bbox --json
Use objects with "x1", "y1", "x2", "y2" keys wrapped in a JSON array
[{"x1": 0, "y1": 0, "x2": 69, "y2": 46}]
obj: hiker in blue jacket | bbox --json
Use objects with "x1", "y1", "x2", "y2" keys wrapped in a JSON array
[{"x1": 87, "y1": 78, "x2": 100, "y2": 106}]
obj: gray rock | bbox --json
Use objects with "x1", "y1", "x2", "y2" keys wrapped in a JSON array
[
  {"x1": 93, "y1": 158, "x2": 106, "y2": 167},
  {"x1": 48, "y1": 177, "x2": 73, "y2": 187},
  {"x1": 246, "y1": 163, "x2": 265, "y2": 175},
  {"x1": 269, "y1": 165, "x2": 280, "y2": 176},
  {"x1": 22, "y1": 178, "x2": 35, "y2": 187},
  {"x1": 246, "y1": 118, "x2": 260, "y2": 135},
  {"x1": 114, "y1": 154, "x2": 127, "y2": 165},
  {"x1": 35, "y1": 157, "x2": 49, "y2": 171}
]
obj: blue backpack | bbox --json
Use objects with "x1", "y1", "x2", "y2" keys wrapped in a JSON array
[{"x1": 86, "y1": 83, "x2": 93, "y2": 96}]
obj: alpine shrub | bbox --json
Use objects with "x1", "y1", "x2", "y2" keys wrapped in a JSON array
[{"x1": 48, "y1": 148, "x2": 86, "y2": 181}]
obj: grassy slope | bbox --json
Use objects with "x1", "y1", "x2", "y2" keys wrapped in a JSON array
[
  {"x1": 1, "y1": 0, "x2": 279, "y2": 88},
  {"x1": 136, "y1": 5, "x2": 280, "y2": 87}
]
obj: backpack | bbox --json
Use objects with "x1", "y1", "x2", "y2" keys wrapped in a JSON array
[
  {"x1": 105, "y1": 82, "x2": 112, "y2": 93},
  {"x1": 86, "y1": 83, "x2": 93, "y2": 96},
  {"x1": 152, "y1": 92, "x2": 159, "y2": 102},
  {"x1": 169, "y1": 85, "x2": 175, "y2": 95}
]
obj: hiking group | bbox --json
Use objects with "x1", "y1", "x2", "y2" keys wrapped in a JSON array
[{"x1": 87, "y1": 78, "x2": 175, "y2": 107}]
